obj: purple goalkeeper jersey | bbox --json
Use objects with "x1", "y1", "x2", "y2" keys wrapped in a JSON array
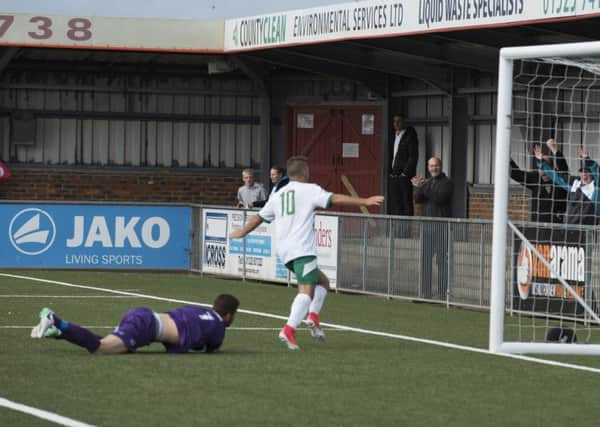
[{"x1": 164, "y1": 306, "x2": 226, "y2": 353}]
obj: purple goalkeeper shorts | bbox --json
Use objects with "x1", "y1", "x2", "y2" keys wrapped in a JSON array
[{"x1": 111, "y1": 307, "x2": 157, "y2": 352}]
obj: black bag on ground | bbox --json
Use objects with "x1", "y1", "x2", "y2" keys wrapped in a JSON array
[{"x1": 545, "y1": 327, "x2": 577, "y2": 343}]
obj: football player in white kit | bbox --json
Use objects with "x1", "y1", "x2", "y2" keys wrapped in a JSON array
[{"x1": 230, "y1": 156, "x2": 383, "y2": 349}]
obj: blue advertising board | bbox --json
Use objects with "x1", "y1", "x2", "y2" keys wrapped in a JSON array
[
  {"x1": 229, "y1": 234, "x2": 272, "y2": 257},
  {"x1": 0, "y1": 204, "x2": 191, "y2": 269}
]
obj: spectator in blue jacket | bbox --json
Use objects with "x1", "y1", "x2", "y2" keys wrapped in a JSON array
[{"x1": 535, "y1": 142, "x2": 600, "y2": 226}]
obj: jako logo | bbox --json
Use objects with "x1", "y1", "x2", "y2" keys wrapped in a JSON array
[
  {"x1": 66, "y1": 216, "x2": 170, "y2": 248},
  {"x1": 9, "y1": 208, "x2": 57, "y2": 255}
]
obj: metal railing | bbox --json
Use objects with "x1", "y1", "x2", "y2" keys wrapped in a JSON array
[
  {"x1": 193, "y1": 207, "x2": 495, "y2": 310},
  {"x1": 334, "y1": 213, "x2": 493, "y2": 309},
  {"x1": 192, "y1": 207, "x2": 600, "y2": 313}
]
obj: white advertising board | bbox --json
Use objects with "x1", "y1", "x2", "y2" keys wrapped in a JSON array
[
  {"x1": 202, "y1": 209, "x2": 288, "y2": 282},
  {"x1": 202, "y1": 209, "x2": 338, "y2": 288},
  {"x1": 224, "y1": 0, "x2": 600, "y2": 51},
  {"x1": 314, "y1": 214, "x2": 339, "y2": 289}
]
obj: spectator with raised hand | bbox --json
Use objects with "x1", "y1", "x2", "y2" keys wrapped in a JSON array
[
  {"x1": 510, "y1": 138, "x2": 568, "y2": 223},
  {"x1": 412, "y1": 157, "x2": 454, "y2": 299}
]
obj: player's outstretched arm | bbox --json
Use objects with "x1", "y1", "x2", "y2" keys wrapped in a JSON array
[
  {"x1": 331, "y1": 194, "x2": 384, "y2": 207},
  {"x1": 229, "y1": 214, "x2": 264, "y2": 239}
]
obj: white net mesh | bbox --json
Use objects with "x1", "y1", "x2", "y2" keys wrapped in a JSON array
[{"x1": 507, "y1": 56, "x2": 600, "y2": 345}]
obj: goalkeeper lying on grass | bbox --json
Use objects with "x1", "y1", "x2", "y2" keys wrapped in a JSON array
[{"x1": 30, "y1": 294, "x2": 239, "y2": 354}]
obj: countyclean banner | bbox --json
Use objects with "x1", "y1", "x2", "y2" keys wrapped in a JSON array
[
  {"x1": 224, "y1": 0, "x2": 600, "y2": 51},
  {"x1": 202, "y1": 209, "x2": 339, "y2": 288},
  {"x1": 0, "y1": 204, "x2": 191, "y2": 269}
]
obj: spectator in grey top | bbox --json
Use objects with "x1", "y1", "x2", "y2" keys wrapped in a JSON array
[{"x1": 237, "y1": 168, "x2": 267, "y2": 208}]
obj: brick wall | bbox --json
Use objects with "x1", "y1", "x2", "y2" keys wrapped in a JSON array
[
  {"x1": 0, "y1": 170, "x2": 533, "y2": 221},
  {"x1": 468, "y1": 185, "x2": 530, "y2": 221},
  {"x1": 0, "y1": 169, "x2": 242, "y2": 205}
]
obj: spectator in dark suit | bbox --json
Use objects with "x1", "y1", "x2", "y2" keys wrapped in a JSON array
[
  {"x1": 412, "y1": 157, "x2": 453, "y2": 299},
  {"x1": 510, "y1": 139, "x2": 568, "y2": 223},
  {"x1": 388, "y1": 114, "x2": 419, "y2": 217}
]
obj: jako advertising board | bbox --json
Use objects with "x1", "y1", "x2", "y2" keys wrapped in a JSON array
[{"x1": 0, "y1": 204, "x2": 191, "y2": 269}]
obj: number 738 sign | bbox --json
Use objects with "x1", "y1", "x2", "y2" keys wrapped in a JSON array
[
  {"x1": 0, "y1": 15, "x2": 92, "y2": 42},
  {"x1": 0, "y1": 13, "x2": 223, "y2": 51}
]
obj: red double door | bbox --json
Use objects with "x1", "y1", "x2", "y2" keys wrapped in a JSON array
[{"x1": 287, "y1": 106, "x2": 383, "y2": 213}]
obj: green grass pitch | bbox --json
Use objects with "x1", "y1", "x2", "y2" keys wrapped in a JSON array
[{"x1": 1, "y1": 270, "x2": 600, "y2": 426}]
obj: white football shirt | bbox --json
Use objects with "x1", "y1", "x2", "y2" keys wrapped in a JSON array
[{"x1": 258, "y1": 181, "x2": 333, "y2": 264}]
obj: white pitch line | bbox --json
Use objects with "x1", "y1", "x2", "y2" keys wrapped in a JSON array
[
  {"x1": 2, "y1": 272, "x2": 600, "y2": 374},
  {"x1": 0, "y1": 295, "x2": 136, "y2": 298},
  {"x1": 0, "y1": 397, "x2": 96, "y2": 427},
  {"x1": 1, "y1": 325, "x2": 115, "y2": 329},
  {"x1": 0, "y1": 325, "x2": 340, "y2": 334},
  {"x1": 0, "y1": 272, "x2": 288, "y2": 320}
]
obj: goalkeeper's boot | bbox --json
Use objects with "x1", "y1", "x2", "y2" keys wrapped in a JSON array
[
  {"x1": 306, "y1": 312, "x2": 325, "y2": 341},
  {"x1": 278, "y1": 325, "x2": 299, "y2": 350},
  {"x1": 31, "y1": 307, "x2": 61, "y2": 338}
]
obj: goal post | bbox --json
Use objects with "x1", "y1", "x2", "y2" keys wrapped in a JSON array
[{"x1": 490, "y1": 41, "x2": 600, "y2": 355}]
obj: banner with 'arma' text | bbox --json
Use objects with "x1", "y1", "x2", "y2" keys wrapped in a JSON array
[{"x1": 513, "y1": 227, "x2": 592, "y2": 317}]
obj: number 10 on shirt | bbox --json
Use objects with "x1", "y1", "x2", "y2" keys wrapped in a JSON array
[{"x1": 280, "y1": 190, "x2": 295, "y2": 216}]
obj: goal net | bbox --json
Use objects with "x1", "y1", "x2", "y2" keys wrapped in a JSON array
[{"x1": 490, "y1": 41, "x2": 600, "y2": 355}]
